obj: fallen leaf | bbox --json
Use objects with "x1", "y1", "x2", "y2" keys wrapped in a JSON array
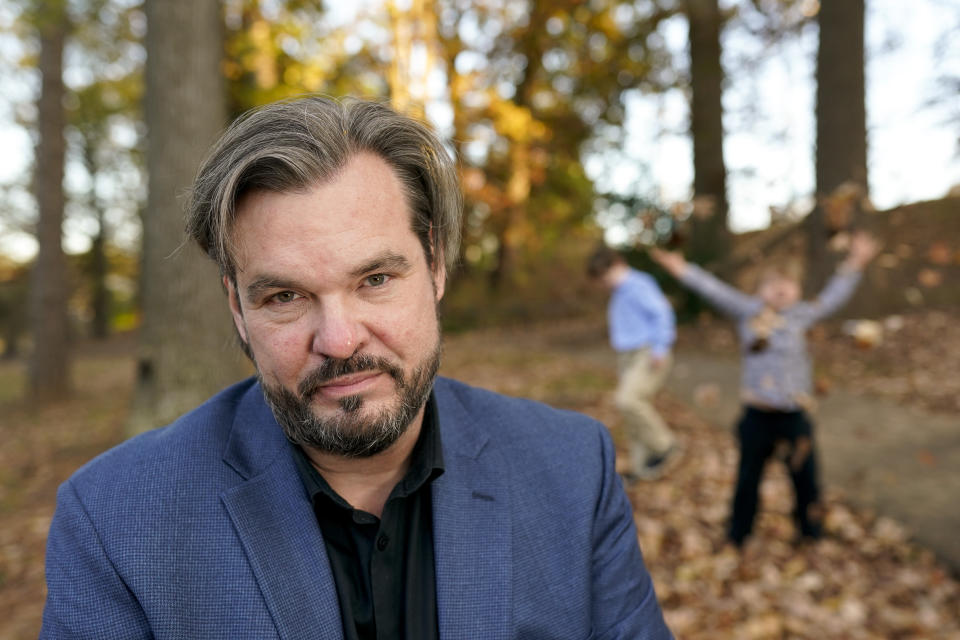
[
  {"x1": 927, "y1": 242, "x2": 953, "y2": 265},
  {"x1": 917, "y1": 268, "x2": 943, "y2": 288},
  {"x1": 915, "y1": 449, "x2": 938, "y2": 467}
]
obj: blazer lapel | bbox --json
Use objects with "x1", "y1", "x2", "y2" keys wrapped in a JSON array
[
  {"x1": 221, "y1": 384, "x2": 344, "y2": 640},
  {"x1": 432, "y1": 383, "x2": 512, "y2": 640}
]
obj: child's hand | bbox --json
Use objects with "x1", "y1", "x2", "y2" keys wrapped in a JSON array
[
  {"x1": 650, "y1": 355, "x2": 668, "y2": 371},
  {"x1": 650, "y1": 248, "x2": 688, "y2": 278},
  {"x1": 844, "y1": 231, "x2": 881, "y2": 271}
]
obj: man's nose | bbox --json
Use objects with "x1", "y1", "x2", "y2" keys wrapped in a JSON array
[{"x1": 309, "y1": 299, "x2": 368, "y2": 359}]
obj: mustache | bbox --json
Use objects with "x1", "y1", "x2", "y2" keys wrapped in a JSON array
[{"x1": 297, "y1": 353, "x2": 404, "y2": 398}]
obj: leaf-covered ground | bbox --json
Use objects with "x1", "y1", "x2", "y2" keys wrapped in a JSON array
[
  {"x1": 1, "y1": 322, "x2": 958, "y2": 639},
  {"x1": 627, "y1": 395, "x2": 959, "y2": 639},
  {"x1": 0, "y1": 340, "x2": 137, "y2": 640}
]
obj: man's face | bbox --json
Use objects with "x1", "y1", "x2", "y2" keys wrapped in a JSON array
[{"x1": 225, "y1": 152, "x2": 446, "y2": 457}]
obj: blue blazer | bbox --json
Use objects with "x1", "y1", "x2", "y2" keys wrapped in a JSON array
[{"x1": 42, "y1": 377, "x2": 672, "y2": 639}]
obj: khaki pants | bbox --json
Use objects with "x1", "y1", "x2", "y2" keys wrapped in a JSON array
[{"x1": 615, "y1": 348, "x2": 674, "y2": 473}]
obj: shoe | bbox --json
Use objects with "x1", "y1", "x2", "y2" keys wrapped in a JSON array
[{"x1": 635, "y1": 445, "x2": 680, "y2": 480}]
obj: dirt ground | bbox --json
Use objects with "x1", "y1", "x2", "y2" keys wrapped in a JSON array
[
  {"x1": 2, "y1": 321, "x2": 959, "y2": 639},
  {"x1": 0, "y1": 338, "x2": 137, "y2": 640}
]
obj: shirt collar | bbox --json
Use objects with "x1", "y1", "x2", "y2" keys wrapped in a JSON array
[{"x1": 610, "y1": 267, "x2": 638, "y2": 296}]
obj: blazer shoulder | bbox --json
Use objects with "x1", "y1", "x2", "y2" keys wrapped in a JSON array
[
  {"x1": 65, "y1": 377, "x2": 258, "y2": 497},
  {"x1": 434, "y1": 376, "x2": 609, "y2": 451}
]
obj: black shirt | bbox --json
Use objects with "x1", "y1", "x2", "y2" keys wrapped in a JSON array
[{"x1": 291, "y1": 394, "x2": 444, "y2": 640}]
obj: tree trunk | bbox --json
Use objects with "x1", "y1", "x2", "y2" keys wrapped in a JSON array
[
  {"x1": 89, "y1": 220, "x2": 110, "y2": 339},
  {"x1": 685, "y1": 0, "x2": 730, "y2": 267},
  {"x1": 84, "y1": 144, "x2": 110, "y2": 339},
  {"x1": 809, "y1": 0, "x2": 867, "y2": 290},
  {"x1": 2, "y1": 325, "x2": 22, "y2": 359},
  {"x1": 131, "y1": 0, "x2": 249, "y2": 434},
  {"x1": 1, "y1": 269, "x2": 29, "y2": 360},
  {"x1": 489, "y1": 141, "x2": 531, "y2": 289},
  {"x1": 28, "y1": 0, "x2": 71, "y2": 400}
]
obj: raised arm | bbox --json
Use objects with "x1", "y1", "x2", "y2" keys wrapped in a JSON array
[
  {"x1": 651, "y1": 249, "x2": 762, "y2": 319},
  {"x1": 805, "y1": 231, "x2": 879, "y2": 323}
]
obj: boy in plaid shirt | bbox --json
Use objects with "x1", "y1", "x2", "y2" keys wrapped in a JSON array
[{"x1": 652, "y1": 232, "x2": 879, "y2": 545}]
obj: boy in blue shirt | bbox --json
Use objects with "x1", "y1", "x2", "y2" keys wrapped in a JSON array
[{"x1": 588, "y1": 246, "x2": 679, "y2": 480}]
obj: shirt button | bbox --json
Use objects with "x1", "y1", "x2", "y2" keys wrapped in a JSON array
[{"x1": 376, "y1": 534, "x2": 389, "y2": 551}]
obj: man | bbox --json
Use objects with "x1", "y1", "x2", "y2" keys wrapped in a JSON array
[
  {"x1": 588, "y1": 245, "x2": 678, "y2": 480},
  {"x1": 42, "y1": 97, "x2": 672, "y2": 639}
]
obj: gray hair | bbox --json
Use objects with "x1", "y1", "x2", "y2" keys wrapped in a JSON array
[{"x1": 186, "y1": 96, "x2": 462, "y2": 280}]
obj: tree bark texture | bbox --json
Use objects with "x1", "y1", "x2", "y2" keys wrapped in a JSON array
[
  {"x1": 131, "y1": 0, "x2": 250, "y2": 434},
  {"x1": 3, "y1": 269, "x2": 30, "y2": 360},
  {"x1": 686, "y1": 0, "x2": 730, "y2": 267},
  {"x1": 83, "y1": 144, "x2": 110, "y2": 339},
  {"x1": 29, "y1": 0, "x2": 71, "y2": 399},
  {"x1": 89, "y1": 223, "x2": 110, "y2": 339},
  {"x1": 809, "y1": 0, "x2": 867, "y2": 289}
]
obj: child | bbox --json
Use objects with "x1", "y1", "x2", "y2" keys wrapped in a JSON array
[
  {"x1": 587, "y1": 245, "x2": 679, "y2": 480},
  {"x1": 651, "y1": 232, "x2": 879, "y2": 545}
]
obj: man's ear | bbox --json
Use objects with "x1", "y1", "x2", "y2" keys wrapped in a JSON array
[
  {"x1": 433, "y1": 259, "x2": 446, "y2": 302},
  {"x1": 430, "y1": 228, "x2": 446, "y2": 301},
  {"x1": 224, "y1": 275, "x2": 248, "y2": 344}
]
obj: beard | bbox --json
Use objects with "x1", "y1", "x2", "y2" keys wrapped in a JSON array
[{"x1": 259, "y1": 340, "x2": 441, "y2": 458}]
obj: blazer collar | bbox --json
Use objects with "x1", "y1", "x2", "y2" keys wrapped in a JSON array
[
  {"x1": 222, "y1": 380, "x2": 289, "y2": 480},
  {"x1": 220, "y1": 381, "x2": 344, "y2": 639}
]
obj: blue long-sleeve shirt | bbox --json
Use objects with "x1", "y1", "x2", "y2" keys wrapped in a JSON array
[
  {"x1": 608, "y1": 269, "x2": 676, "y2": 358},
  {"x1": 680, "y1": 264, "x2": 862, "y2": 410}
]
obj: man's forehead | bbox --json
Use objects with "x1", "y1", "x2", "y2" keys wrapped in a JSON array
[
  {"x1": 232, "y1": 231, "x2": 418, "y2": 276},
  {"x1": 229, "y1": 173, "x2": 421, "y2": 276}
]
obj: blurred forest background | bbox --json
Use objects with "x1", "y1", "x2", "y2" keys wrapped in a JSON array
[
  {"x1": 1, "y1": 0, "x2": 958, "y2": 418},
  {"x1": 1, "y1": 0, "x2": 960, "y2": 637}
]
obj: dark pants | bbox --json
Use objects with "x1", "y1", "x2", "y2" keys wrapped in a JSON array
[{"x1": 728, "y1": 406, "x2": 822, "y2": 545}]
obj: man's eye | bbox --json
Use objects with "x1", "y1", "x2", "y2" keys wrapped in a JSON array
[
  {"x1": 365, "y1": 274, "x2": 390, "y2": 287},
  {"x1": 271, "y1": 291, "x2": 299, "y2": 303}
]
